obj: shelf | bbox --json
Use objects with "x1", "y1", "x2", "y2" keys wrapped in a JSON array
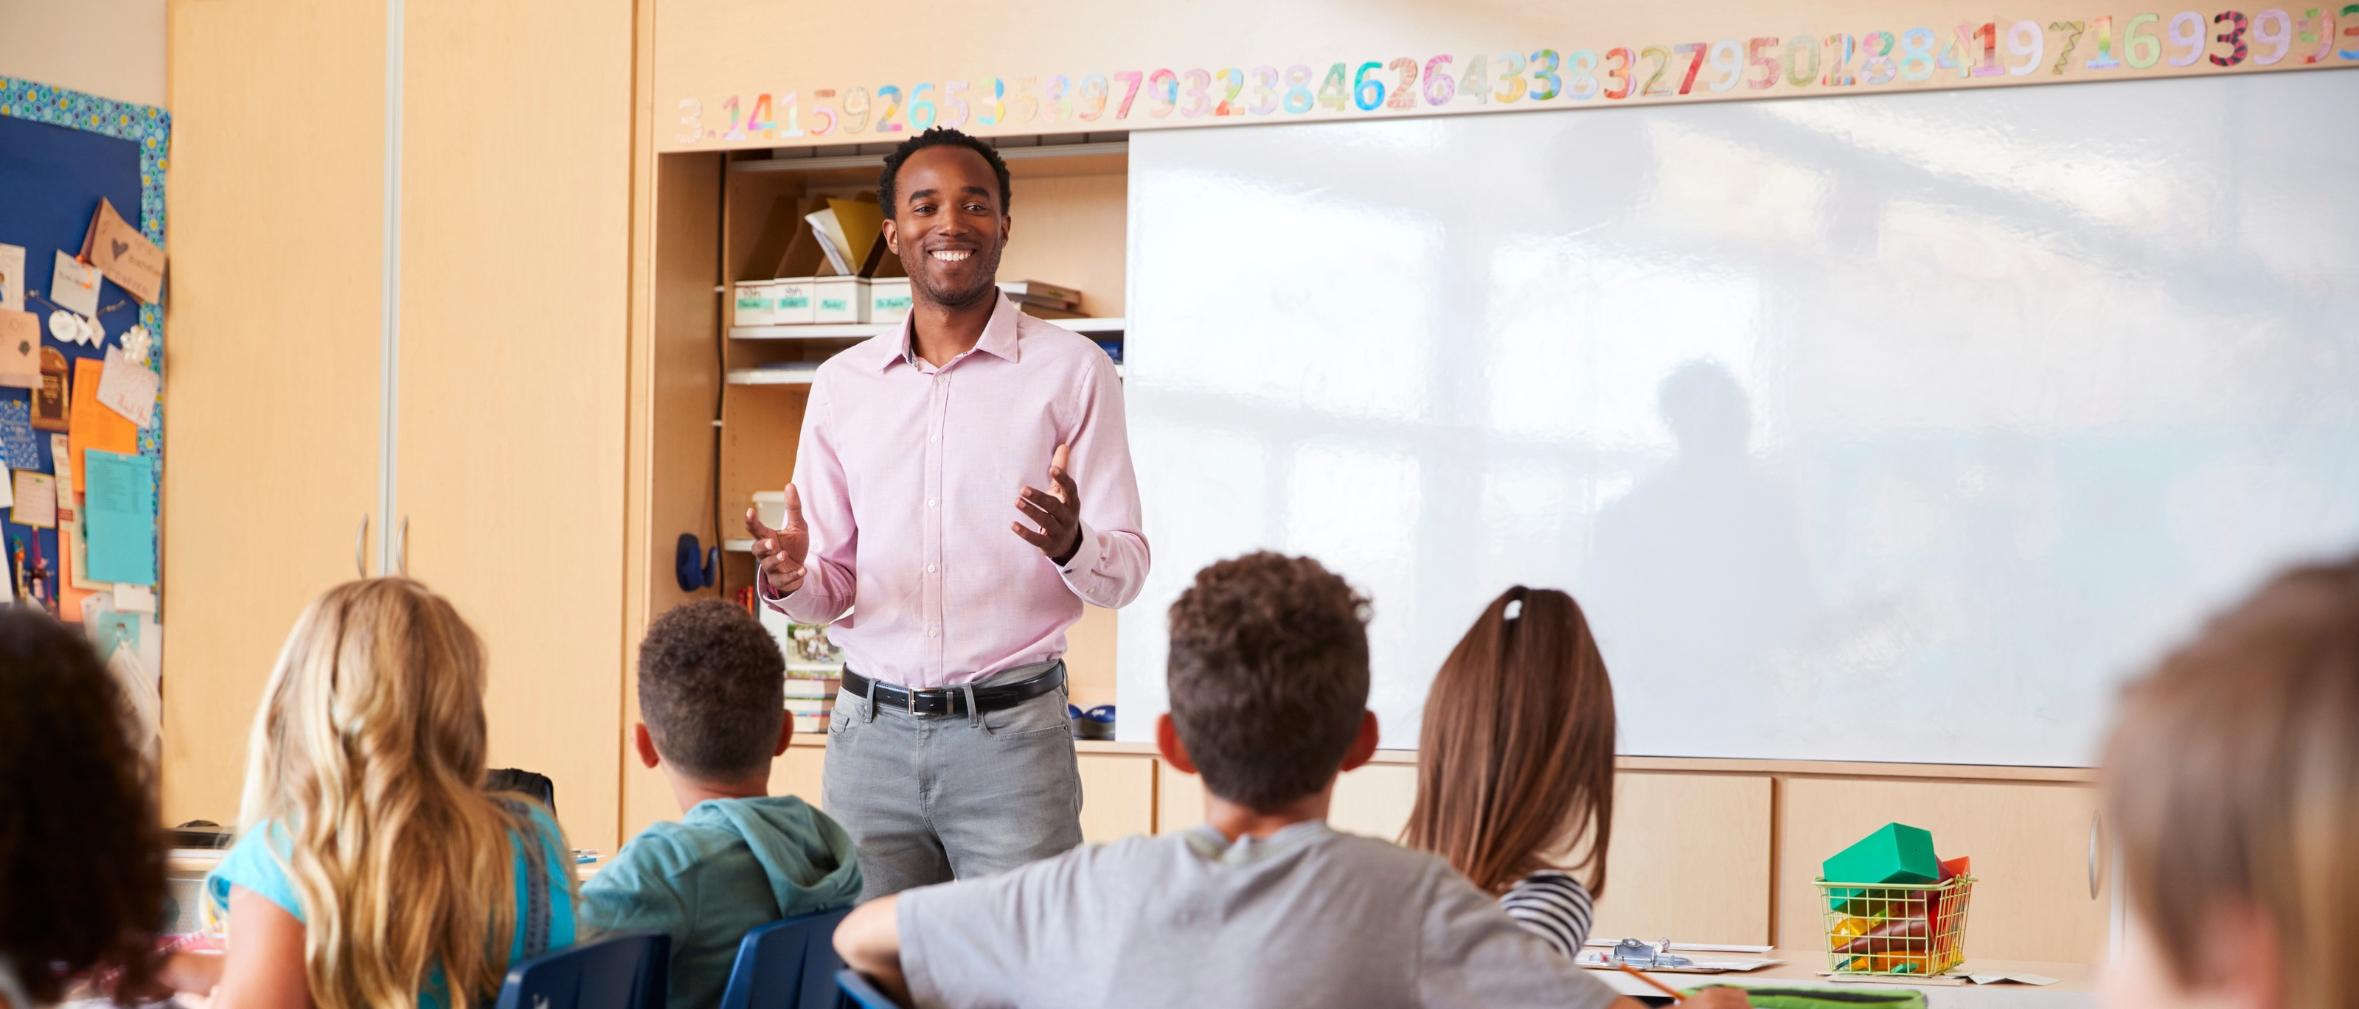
[
  {"x1": 731, "y1": 139, "x2": 1127, "y2": 181},
  {"x1": 728, "y1": 323, "x2": 886, "y2": 341},
  {"x1": 730, "y1": 316, "x2": 1126, "y2": 340},
  {"x1": 727, "y1": 366, "x2": 819, "y2": 386}
]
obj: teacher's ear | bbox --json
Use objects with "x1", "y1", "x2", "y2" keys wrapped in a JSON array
[
  {"x1": 1155, "y1": 713, "x2": 1197, "y2": 775},
  {"x1": 882, "y1": 217, "x2": 899, "y2": 255}
]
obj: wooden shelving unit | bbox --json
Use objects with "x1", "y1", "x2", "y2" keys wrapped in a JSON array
[{"x1": 645, "y1": 132, "x2": 1132, "y2": 768}]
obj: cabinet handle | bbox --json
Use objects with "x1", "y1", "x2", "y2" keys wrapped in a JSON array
[
  {"x1": 395, "y1": 516, "x2": 410, "y2": 576},
  {"x1": 354, "y1": 515, "x2": 370, "y2": 578},
  {"x1": 2088, "y1": 810, "x2": 2103, "y2": 899}
]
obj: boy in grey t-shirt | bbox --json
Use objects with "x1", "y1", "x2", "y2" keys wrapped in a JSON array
[{"x1": 836, "y1": 552, "x2": 1742, "y2": 1009}]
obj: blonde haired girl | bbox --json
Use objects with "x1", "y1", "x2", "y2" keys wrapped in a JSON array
[
  {"x1": 2101, "y1": 557, "x2": 2359, "y2": 1009},
  {"x1": 172, "y1": 579, "x2": 576, "y2": 1008}
]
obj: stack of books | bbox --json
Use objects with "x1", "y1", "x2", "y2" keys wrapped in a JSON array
[
  {"x1": 999, "y1": 280, "x2": 1085, "y2": 319},
  {"x1": 784, "y1": 674, "x2": 838, "y2": 734}
]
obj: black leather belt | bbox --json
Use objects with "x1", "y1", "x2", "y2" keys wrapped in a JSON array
[{"x1": 843, "y1": 663, "x2": 1065, "y2": 718}]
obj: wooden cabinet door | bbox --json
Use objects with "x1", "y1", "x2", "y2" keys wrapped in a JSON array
[
  {"x1": 1078, "y1": 752, "x2": 1158, "y2": 843},
  {"x1": 162, "y1": 0, "x2": 387, "y2": 828},
  {"x1": 395, "y1": 0, "x2": 634, "y2": 853},
  {"x1": 1593, "y1": 773, "x2": 1773, "y2": 945},
  {"x1": 1778, "y1": 777, "x2": 2108, "y2": 961}
]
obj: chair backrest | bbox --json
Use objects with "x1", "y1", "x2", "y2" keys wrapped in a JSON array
[
  {"x1": 495, "y1": 931, "x2": 670, "y2": 1009},
  {"x1": 717, "y1": 906, "x2": 854, "y2": 1009},
  {"x1": 832, "y1": 969, "x2": 904, "y2": 1009}
]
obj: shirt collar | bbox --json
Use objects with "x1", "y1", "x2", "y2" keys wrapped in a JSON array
[
  {"x1": 872, "y1": 291, "x2": 1023, "y2": 373},
  {"x1": 1181, "y1": 820, "x2": 1336, "y2": 865}
]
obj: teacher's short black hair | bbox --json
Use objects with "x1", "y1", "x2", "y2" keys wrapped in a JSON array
[
  {"x1": 638, "y1": 599, "x2": 787, "y2": 780},
  {"x1": 0, "y1": 608, "x2": 165, "y2": 1003},
  {"x1": 879, "y1": 127, "x2": 1012, "y2": 214},
  {"x1": 1166, "y1": 552, "x2": 1372, "y2": 812}
]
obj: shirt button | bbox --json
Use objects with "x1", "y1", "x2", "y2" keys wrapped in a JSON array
[
  {"x1": 926, "y1": 498, "x2": 937, "y2": 508},
  {"x1": 926, "y1": 563, "x2": 938, "y2": 574},
  {"x1": 926, "y1": 626, "x2": 940, "y2": 638},
  {"x1": 928, "y1": 433, "x2": 939, "y2": 443}
]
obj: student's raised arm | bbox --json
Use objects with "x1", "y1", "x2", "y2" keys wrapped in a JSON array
[{"x1": 833, "y1": 897, "x2": 913, "y2": 1007}]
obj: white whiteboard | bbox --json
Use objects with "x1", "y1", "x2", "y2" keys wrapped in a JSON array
[{"x1": 1114, "y1": 71, "x2": 2359, "y2": 766}]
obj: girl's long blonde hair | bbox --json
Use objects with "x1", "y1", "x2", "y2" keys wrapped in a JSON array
[{"x1": 237, "y1": 578, "x2": 561, "y2": 1009}]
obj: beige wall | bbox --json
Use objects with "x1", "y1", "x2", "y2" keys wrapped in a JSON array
[{"x1": 0, "y1": 0, "x2": 167, "y2": 107}]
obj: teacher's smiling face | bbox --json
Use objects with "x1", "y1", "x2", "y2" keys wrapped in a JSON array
[{"x1": 883, "y1": 145, "x2": 1011, "y2": 311}]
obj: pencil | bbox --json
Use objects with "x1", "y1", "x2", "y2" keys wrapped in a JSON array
[{"x1": 1615, "y1": 962, "x2": 1687, "y2": 1002}]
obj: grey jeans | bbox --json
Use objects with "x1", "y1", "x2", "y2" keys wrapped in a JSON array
[{"x1": 821, "y1": 663, "x2": 1084, "y2": 900}]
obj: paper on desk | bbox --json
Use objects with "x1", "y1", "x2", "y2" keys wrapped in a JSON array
[
  {"x1": 1967, "y1": 972, "x2": 2061, "y2": 986},
  {"x1": 1585, "y1": 940, "x2": 1775, "y2": 955},
  {"x1": 1576, "y1": 952, "x2": 1783, "y2": 974}
]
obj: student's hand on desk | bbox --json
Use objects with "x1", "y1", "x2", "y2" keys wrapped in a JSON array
[
  {"x1": 745, "y1": 485, "x2": 810, "y2": 595},
  {"x1": 1012, "y1": 442, "x2": 1082, "y2": 566},
  {"x1": 1683, "y1": 987, "x2": 1755, "y2": 1008}
]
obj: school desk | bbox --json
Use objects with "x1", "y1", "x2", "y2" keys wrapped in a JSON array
[{"x1": 1595, "y1": 950, "x2": 2095, "y2": 1008}]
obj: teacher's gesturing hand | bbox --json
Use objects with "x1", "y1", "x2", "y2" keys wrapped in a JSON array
[
  {"x1": 744, "y1": 484, "x2": 809, "y2": 595},
  {"x1": 1012, "y1": 442, "x2": 1081, "y2": 566}
]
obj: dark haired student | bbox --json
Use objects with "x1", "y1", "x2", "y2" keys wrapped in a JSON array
[
  {"x1": 743, "y1": 127, "x2": 1149, "y2": 898},
  {"x1": 581, "y1": 600, "x2": 861, "y2": 1009},
  {"x1": 0, "y1": 609, "x2": 166, "y2": 1007}
]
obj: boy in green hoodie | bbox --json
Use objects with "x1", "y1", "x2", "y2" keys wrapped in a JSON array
[{"x1": 584, "y1": 599, "x2": 863, "y2": 1009}]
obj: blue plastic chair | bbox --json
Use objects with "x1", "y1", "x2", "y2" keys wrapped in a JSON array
[
  {"x1": 717, "y1": 907, "x2": 854, "y2": 1009},
  {"x1": 494, "y1": 931, "x2": 670, "y2": 1009},
  {"x1": 833, "y1": 969, "x2": 905, "y2": 1009}
]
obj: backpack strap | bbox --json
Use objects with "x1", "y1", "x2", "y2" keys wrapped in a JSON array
[{"x1": 502, "y1": 798, "x2": 556, "y2": 959}]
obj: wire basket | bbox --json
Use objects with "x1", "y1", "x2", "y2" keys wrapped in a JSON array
[{"x1": 1816, "y1": 875, "x2": 1974, "y2": 977}]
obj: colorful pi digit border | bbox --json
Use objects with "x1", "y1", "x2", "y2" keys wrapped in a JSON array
[{"x1": 670, "y1": 4, "x2": 2359, "y2": 148}]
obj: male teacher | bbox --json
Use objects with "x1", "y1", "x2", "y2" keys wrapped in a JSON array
[{"x1": 745, "y1": 127, "x2": 1148, "y2": 899}]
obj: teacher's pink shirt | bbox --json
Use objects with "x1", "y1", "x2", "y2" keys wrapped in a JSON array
[{"x1": 761, "y1": 294, "x2": 1148, "y2": 688}]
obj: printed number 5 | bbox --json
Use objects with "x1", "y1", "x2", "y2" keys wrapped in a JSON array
[
  {"x1": 676, "y1": 98, "x2": 703, "y2": 144},
  {"x1": 1747, "y1": 36, "x2": 1782, "y2": 88}
]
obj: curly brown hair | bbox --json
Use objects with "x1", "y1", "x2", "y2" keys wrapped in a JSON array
[
  {"x1": 0, "y1": 607, "x2": 164, "y2": 1003},
  {"x1": 1167, "y1": 552, "x2": 1371, "y2": 811},
  {"x1": 638, "y1": 599, "x2": 787, "y2": 780}
]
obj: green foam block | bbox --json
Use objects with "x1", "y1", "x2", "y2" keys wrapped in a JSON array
[{"x1": 1823, "y1": 822, "x2": 1939, "y2": 912}]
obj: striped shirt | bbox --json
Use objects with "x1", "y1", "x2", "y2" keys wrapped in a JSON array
[{"x1": 1500, "y1": 870, "x2": 1595, "y2": 959}]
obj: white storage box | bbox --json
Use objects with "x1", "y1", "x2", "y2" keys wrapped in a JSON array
[
  {"x1": 770, "y1": 279, "x2": 817, "y2": 325},
  {"x1": 732, "y1": 281, "x2": 775, "y2": 327},
  {"x1": 869, "y1": 278, "x2": 914, "y2": 325},
  {"x1": 812, "y1": 276, "x2": 870, "y2": 324}
]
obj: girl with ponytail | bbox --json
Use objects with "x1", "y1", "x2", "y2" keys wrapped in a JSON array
[{"x1": 1402, "y1": 586, "x2": 1618, "y2": 959}]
